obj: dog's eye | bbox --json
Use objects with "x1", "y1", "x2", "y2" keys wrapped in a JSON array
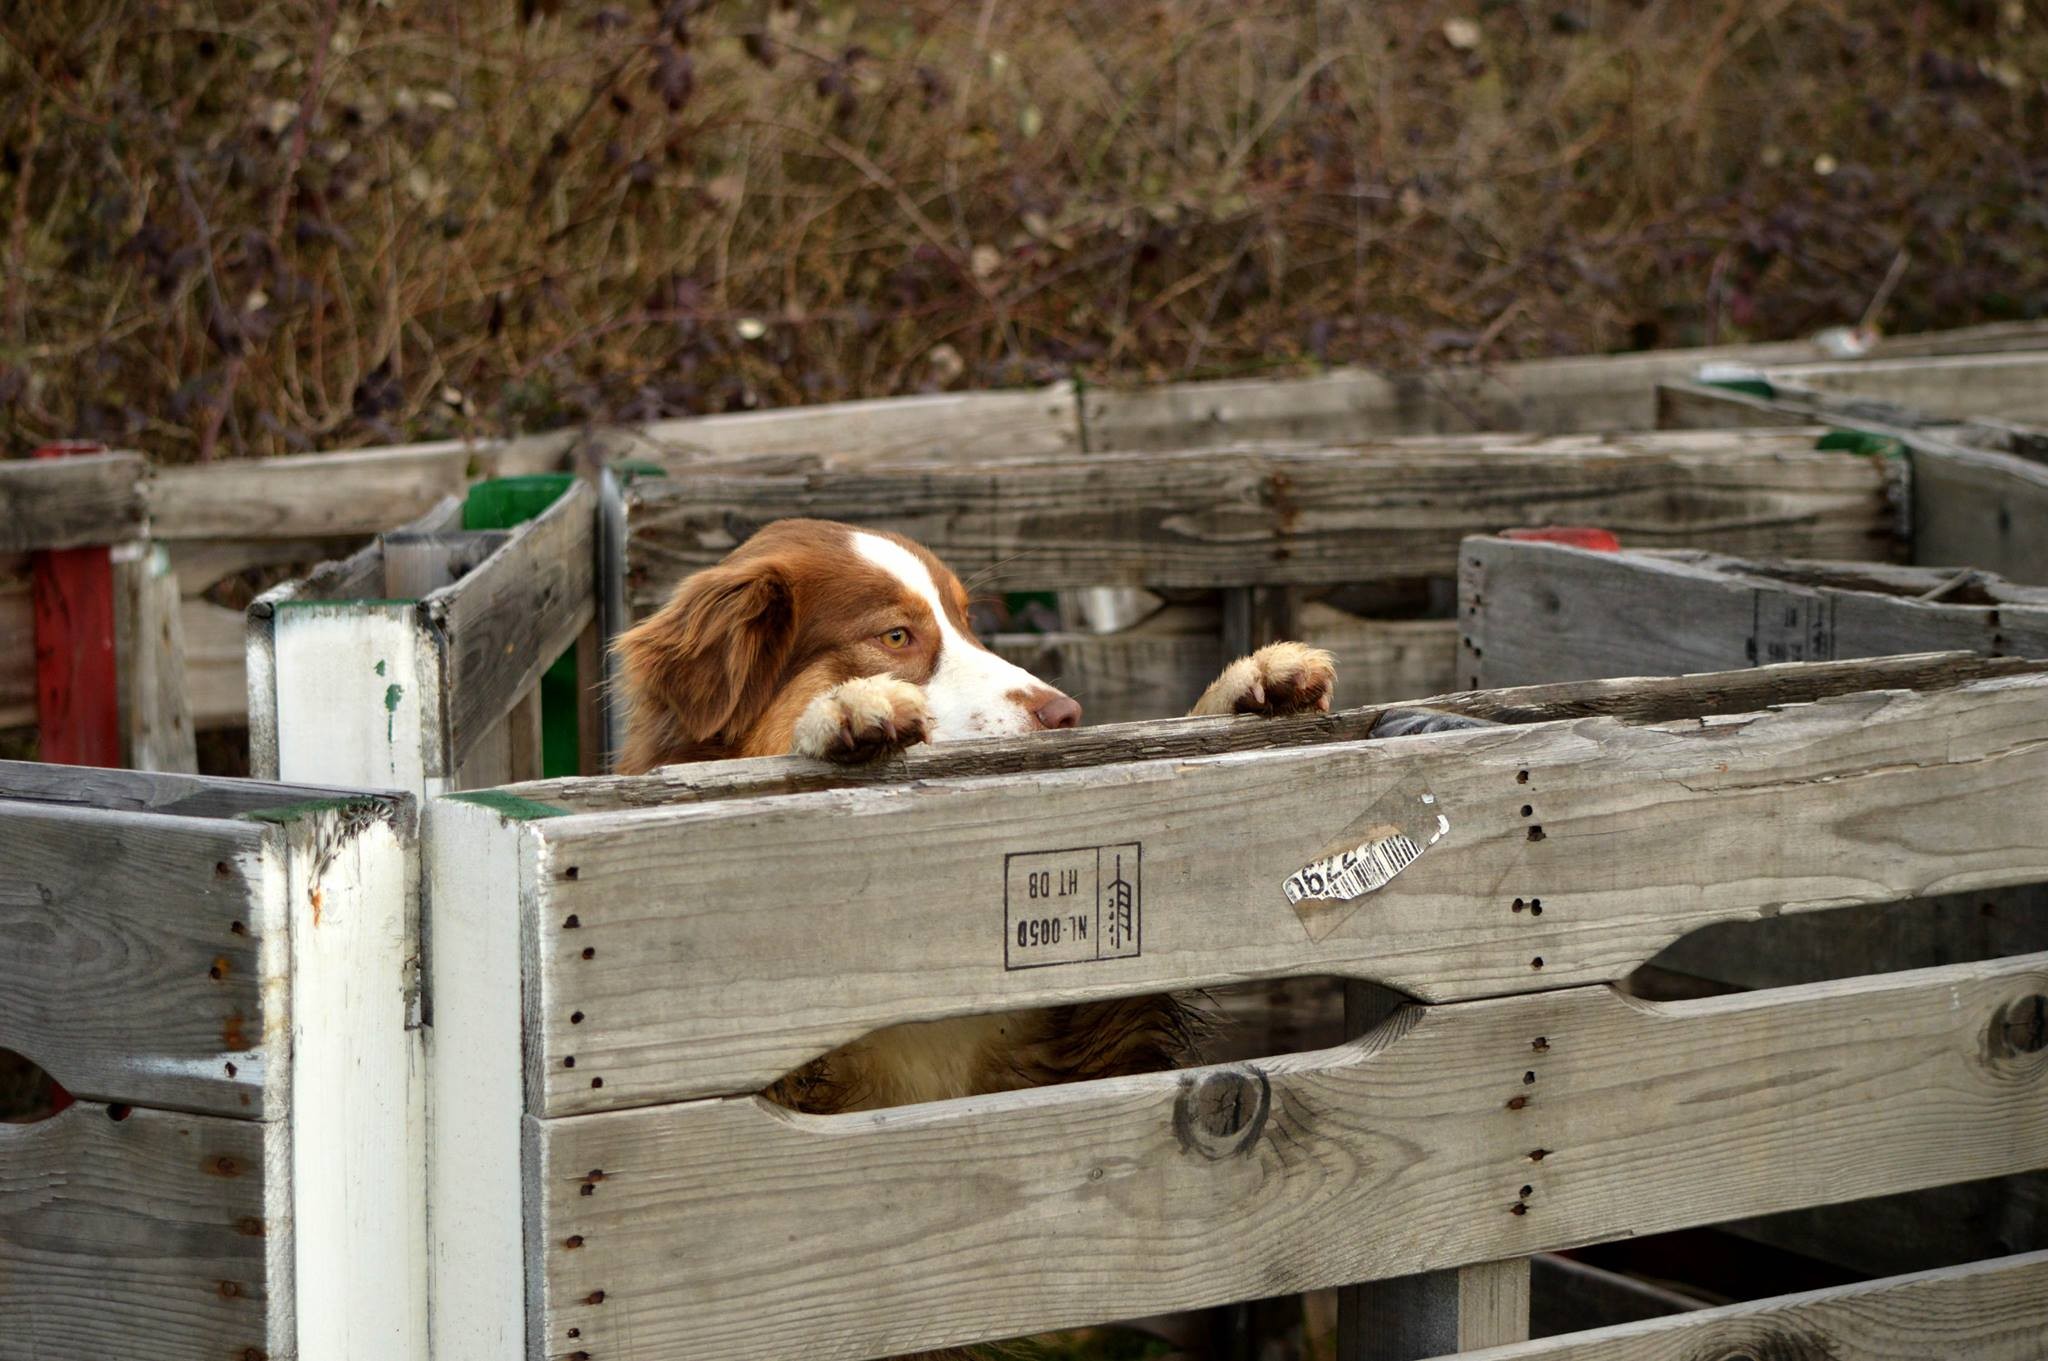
[{"x1": 880, "y1": 628, "x2": 912, "y2": 649}]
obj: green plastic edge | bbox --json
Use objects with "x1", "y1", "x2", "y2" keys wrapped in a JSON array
[
  {"x1": 446, "y1": 788, "x2": 571, "y2": 821},
  {"x1": 609, "y1": 459, "x2": 670, "y2": 481},
  {"x1": 1703, "y1": 377, "x2": 1777, "y2": 399},
  {"x1": 461, "y1": 474, "x2": 584, "y2": 779},
  {"x1": 461, "y1": 473, "x2": 576, "y2": 531},
  {"x1": 1816, "y1": 430, "x2": 1906, "y2": 459}
]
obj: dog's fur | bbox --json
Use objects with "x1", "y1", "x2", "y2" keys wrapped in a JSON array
[{"x1": 613, "y1": 518, "x2": 1336, "y2": 1115}]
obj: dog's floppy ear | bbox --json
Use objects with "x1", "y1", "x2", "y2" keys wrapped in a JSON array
[{"x1": 613, "y1": 557, "x2": 794, "y2": 756}]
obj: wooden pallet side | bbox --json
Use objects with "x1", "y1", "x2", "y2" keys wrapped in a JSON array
[
  {"x1": 0, "y1": 1104, "x2": 293, "y2": 1361},
  {"x1": 1458, "y1": 540, "x2": 2048, "y2": 690},
  {"x1": 1454, "y1": 1249, "x2": 2048, "y2": 1361},
  {"x1": 1911, "y1": 440, "x2": 2048, "y2": 586},
  {"x1": 525, "y1": 954, "x2": 2048, "y2": 1361},
  {"x1": 145, "y1": 434, "x2": 573, "y2": 543},
  {"x1": 1076, "y1": 322, "x2": 2048, "y2": 449},
  {"x1": 621, "y1": 430, "x2": 1900, "y2": 607},
  {"x1": 594, "y1": 382, "x2": 1082, "y2": 469},
  {"x1": 0, "y1": 801, "x2": 287, "y2": 1117},
  {"x1": 499, "y1": 650, "x2": 2046, "y2": 814},
  {"x1": 424, "y1": 480, "x2": 597, "y2": 776},
  {"x1": 509, "y1": 671, "x2": 2048, "y2": 1111},
  {"x1": 1756, "y1": 351, "x2": 2048, "y2": 423}
]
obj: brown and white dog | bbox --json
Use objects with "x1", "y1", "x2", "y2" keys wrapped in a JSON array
[{"x1": 614, "y1": 517, "x2": 1335, "y2": 1113}]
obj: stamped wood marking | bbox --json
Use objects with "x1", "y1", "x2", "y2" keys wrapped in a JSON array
[{"x1": 1003, "y1": 842, "x2": 1141, "y2": 969}]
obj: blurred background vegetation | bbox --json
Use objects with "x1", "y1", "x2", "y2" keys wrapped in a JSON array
[{"x1": 1, "y1": 0, "x2": 2044, "y2": 461}]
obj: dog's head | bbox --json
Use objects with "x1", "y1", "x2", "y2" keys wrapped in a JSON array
[{"x1": 615, "y1": 518, "x2": 1078, "y2": 768}]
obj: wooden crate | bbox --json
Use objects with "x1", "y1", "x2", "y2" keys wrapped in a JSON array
[
  {"x1": 247, "y1": 476, "x2": 602, "y2": 794},
  {"x1": 1460, "y1": 534, "x2": 2048, "y2": 1282},
  {"x1": 619, "y1": 427, "x2": 1906, "y2": 721},
  {"x1": 0, "y1": 450, "x2": 195, "y2": 769},
  {"x1": 0, "y1": 763, "x2": 424, "y2": 1360},
  {"x1": 424, "y1": 652, "x2": 2048, "y2": 1360},
  {"x1": 1655, "y1": 375, "x2": 2048, "y2": 587}
]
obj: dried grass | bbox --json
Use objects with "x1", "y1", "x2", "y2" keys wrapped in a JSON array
[{"x1": 1, "y1": 0, "x2": 2044, "y2": 460}]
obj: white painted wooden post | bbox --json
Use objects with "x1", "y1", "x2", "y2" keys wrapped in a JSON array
[{"x1": 423, "y1": 792, "x2": 541, "y2": 1361}]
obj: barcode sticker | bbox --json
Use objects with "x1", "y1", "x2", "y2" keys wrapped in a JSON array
[{"x1": 1286, "y1": 784, "x2": 1448, "y2": 940}]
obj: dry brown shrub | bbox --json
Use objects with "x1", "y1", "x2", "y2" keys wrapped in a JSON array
[{"x1": 0, "y1": 0, "x2": 2043, "y2": 460}]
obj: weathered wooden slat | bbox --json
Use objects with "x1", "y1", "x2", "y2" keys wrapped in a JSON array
[
  {"x1": 1759, "y1": 351, "x2": 2048, "y2": 423},
  {"x1": 113, "y1": 544, "x2": 197, "y2": 772},
  {"x1": 427, "y1": 480, "x2": 596, "y2": 771},
  {"x1": 1458, "y1": 541, "x2": 2048, "y2": 690},
  {"x1": 0, "y1": 1103, "x2": 290, "y2": 1360},
  {"x1": 145, "y1": 435, "x2": 570, "y2": 541},
  {"x1": 513, "y1": 672, "x2": 2048, "y2": 1110},
  {"x1": 1655, "y1": 377, "x2": 2042, "y2": 457},
  {"x1": 0, "y1": 801, "x2": 282, "y2": 1117},
  {"x1": 594, "y1": 382, "x2": 1082, "y2": 468},
  {"x1": 1, "y1": 556, "x2": 33, "y2": 728},
  {"x1": 181, "y1": 596, "x2": 247, "y2": 729},
  {"x1": 1911, "y1": 442, "x2": 2048, "y2": 586},
  {"x1": 525, "y1": 955, "x2": 2048, "y2": 1361},
  {"x1": 623, "y1": 431, "x2": 1900, "y2": 604},
  {"x1": 992, "y1": 615, "x2": 1459, "y2": 726},
  {"x1": 0, "y1": 758, "x2": 376, "y2": 821},
  {"x1": 0, "y1": 451, "x2": 146, "y2": 554},
  {"x1": 502, "y1": 651, "x2": 2048, "y2": 815},
  {"x1": 1077, "y1": 323, "x2": 2048, "y2": 448},
  {"x1": 1453, "y1": 1250, "x2": 2048, "y2": 1361}
]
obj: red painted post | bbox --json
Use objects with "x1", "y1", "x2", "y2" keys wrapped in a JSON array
[{"x1": 31, "y1": 440, "x2": 123, "y2": 766}]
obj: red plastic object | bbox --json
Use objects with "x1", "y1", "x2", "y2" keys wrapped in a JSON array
[
  {"x1": 1498, "y1": 526, "x2": 1621, "y2": 552},
  {"x1": 31, "y1": 441, "x2": 122, "y2": 767}
]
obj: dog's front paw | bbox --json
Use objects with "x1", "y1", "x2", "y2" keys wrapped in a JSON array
[
  {"x1": 1191, "y1": 642, "x2": 1336, "y2": 717},
  {"x1": 792, "y1": 676, "x2": 931, "y2": 762}
]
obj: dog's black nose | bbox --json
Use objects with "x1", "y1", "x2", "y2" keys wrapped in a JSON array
[{"x1": 1031, "y1": 693, "x2": 1082, "y2": 730}]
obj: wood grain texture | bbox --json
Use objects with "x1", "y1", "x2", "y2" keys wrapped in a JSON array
[
  {"x1": 598, "y1": 383, "x2": 1081, "y2": 467},
  {"x1": 1655, "y1": 378, "x2": 2039, "y2": 456},
  {"x1": 1761, "y1": 351, "x2": 2048, "y2": 422},
  {"x1": 526, "y1": 955, "x2": 2048, "y2": 1361},
  {"x1": 427, "y1": 480, "x2": 596, "y2": 771},
  {"x1": 623, "y1": 430, "x2": 1901, "y2": 604},
  {"x1": 145, "y1": 435, "x2": 570, "y2": 540},
  {"x1": 522, "y1": 673, "x2": 2048, "y2": 1110},
  {"x1": 1459, "y1": 540, "x2": 2048, "y2": 690},
  {"x1": 0, "y1": 801, "x2": 285, "y2": 1117},
  {"x1": 1911, "y1": 441, "x2": 2048, "y2": 586},
  {"x1": 1077, "y1": 323, "x2": 2048, "y2": 448},
  {"x1": 0, "y1": 452, "x2": 145, "y2": 553},
  {"x1": 1453, "y1": 1250, "x2": 2048, "y2": 1361},
  {"x1": 0, "y1": 757, "x2": 371, "y2": 819},
  {"x1": 181, "y1": 596, "x2": 247, "y2": 729},
  {"x1": 504, "y1": 651, "x2": 2048, "y2": 815},
  {"x1": 0, "y1": 1102, "x2": 290, "y2": 1361},
  {"x1": 114, "y1": 545, "x2": 198, "y2": 771},
  {"x1": 1, "y1": 556, "x2": 33, "y2": 727}
]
